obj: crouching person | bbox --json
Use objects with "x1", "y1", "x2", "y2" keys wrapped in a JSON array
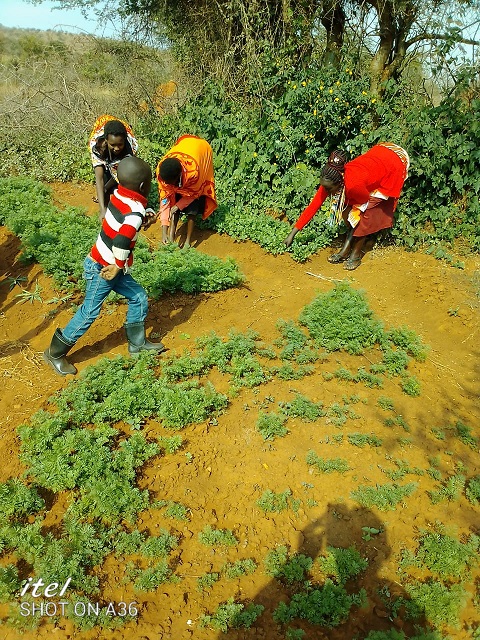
[{"x1": 44, "y1": 156, "x2": 165, "y2": 376}]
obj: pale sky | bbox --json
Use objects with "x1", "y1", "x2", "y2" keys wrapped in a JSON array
[{"x1": 0, "y1": 0, "x2": 114, "y2": 36}]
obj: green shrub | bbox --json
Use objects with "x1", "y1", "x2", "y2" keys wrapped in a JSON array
[
  {"x1": 283, "y1": 394, "x2": 325, "y2": 421},
  {"x1": 318, "y1": 546, "x2": 368, "y2": 585},
  {"x1": 299, "y1": 284, "x2": 384, "y2": 355},
  {"x1": 401, "y1": 530, "x2": 479, "y2": 580},
  {"x1": 221, "y1": 559, "x2": 257, "y2": 578},
  {"x1": 200, "y1": 597, "x2": 264, "y2": 631},
  {"x1": 257, "y1": 489, "x2": 293, "y2": 513},
  {"x1": 0, "y1": 480, "x2": 45, "y2": 522},
  {"x1": 273, "y1": 581, "x2": 367, "y2": 627},
  {"x1": 256, "y1": 411, "x2": 289, "y2": 440},
  {"x1": 351, "y1": 482, "x2": 417, "y2": 511},
  {"x1": 306, "y1": 451, "x2": 350, "y2": 474},
  {"x1": 264, "y1": 546, "x2": 313, "y2": 584},
  {"x1": 405, "y1": 580, "x2": 467, "y2": 627},
  {"x1": 198, "y1": 526, "x2": 238, "y2": 547},
  {"x1": 466, "y1": 476, "x2": 480, "y2": 505}
]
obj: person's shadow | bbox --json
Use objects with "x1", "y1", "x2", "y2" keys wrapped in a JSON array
[{"x1": 212, "y1": 503, "x2": 424, "y2": 639}]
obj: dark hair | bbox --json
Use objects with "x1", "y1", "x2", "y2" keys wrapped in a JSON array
[
  {"x1": 159, "y1": 157, "x2": 182, "y2": 183},
  {"x1": 104, "y1": 120, "x2": 128, "y2": 139},
  {"x1": 320, "y1": 149, "x2": 348, "y2": 186},
  {"x1": 117, "y1": 156, "x2": 152, "y2": 192}
]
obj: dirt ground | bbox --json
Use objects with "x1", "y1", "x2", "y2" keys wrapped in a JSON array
[{"x1": 0, "y1": 182, "x2": 479, "y2": 640}]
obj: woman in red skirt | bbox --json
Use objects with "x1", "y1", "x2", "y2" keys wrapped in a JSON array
[{"x1": 285, "y1": 143, "x2": 409, "y2": 270}]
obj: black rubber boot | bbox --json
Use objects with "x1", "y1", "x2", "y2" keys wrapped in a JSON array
[
  {"x1": 125, "y1": 322, "x2": 165, "y2": 355},
  {"x1": 43, "y1": 329, "x2": 77, "y2": 376}
]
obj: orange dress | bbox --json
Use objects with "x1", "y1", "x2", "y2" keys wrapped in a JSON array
[{"x1": 156, "y1": 135, "x2": 217, "y2": 225}]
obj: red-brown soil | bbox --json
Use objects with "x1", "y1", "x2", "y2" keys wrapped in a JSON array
[{"x1": 0, "y1": 182, "x2": 479, "y2": 640}]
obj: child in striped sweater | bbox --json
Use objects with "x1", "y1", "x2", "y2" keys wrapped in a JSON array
[{"x1": 44, "y1": 156, "x2": 164, "y2": 376}]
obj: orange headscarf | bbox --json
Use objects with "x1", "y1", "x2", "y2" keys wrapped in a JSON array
[{"x1": 156, "y1": 135, "x2": 217, "y2": 219}]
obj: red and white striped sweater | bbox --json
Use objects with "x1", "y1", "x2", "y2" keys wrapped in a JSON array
[{"x1": 90, "y1": 185, "x2": 147, "y2": 269}]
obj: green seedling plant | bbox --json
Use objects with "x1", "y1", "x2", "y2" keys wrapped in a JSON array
[
  {"x1": 264, "y1": 546, "x2": 313, "y2": 584},
  {"x1": 351, "y1": 482, "x2": 418, "y2": 511},
  {"x1": 15, "y1": 282, "x2": 43, "y2": 304},
  {"x1": 199, "y1": 597, "x2": 264, "y2": 632},
  {"x1": 256, "y1": 411, "x2": 289, "y2": 440},
  {"x1": 198, "y1": 526, "x2": 238, "y2": 547},
  {"x1": 362, "y1": 526, "x2": 383, "y2": 541},
  {"x1": 306, "y1": 450, "x2": 350, "y2": 474},
  {"x1": 318, "y1": 546, "x2": 368, "y2": 584},
  {"x1": 197, "y1": 572, "x2": 220, "y2": 592},
  {"x1": 221, "y1": 559, "x2": 257, "y2": 578},
  {"x1": 257, "y1": 489, "x2": 295, "y2": 513}
]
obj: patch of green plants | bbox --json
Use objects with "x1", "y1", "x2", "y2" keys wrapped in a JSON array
[
  {"x1": 381, "y1": 458, "x2": 425, "y2": 481},
  {"x1": 404, "y1": 579, "x2": 467, "y2": 628},
  {"x1": 257, "y1": 489, "x2": 295, "y2": 513},
  {"x1": 132, "y1": 561, "x2": 176, "y2": 591},
  {"x1": 273, "y1": 581, "x2": 367, "y2": 627},
  {"x1": 362, "y1": 526, "x2": 383, "y2": 541},
  {"x1": 299, "y1": 284, "x2": 384, "y2": 355},
  {"x1": 154, "y1": 500, "x2": 190, "y2": 521},
  {"x1": 400, "y1": 374, "x2": 422, "y2": 397},
  {"x1": 351, "y1": 482, "x2": 417, "y2": 511},
  {"x1": 197, "y1": 572, "x2": 220, "y2": 592},
  {"x1": 221, "y1": 558, "x2": 257, "y2": 578},
  {"x1": 0, "y1": 178, "x2": 244, "y2": 296},
  {"x1": 364, "y1": 630, "x2": 446, "y2": 640},
  {"x1": 429, "y1": 474, "x2": 466, "y2": 504},
  {"x1": 306, "y1": 451, "x2": 350, "y2": 474},
  {"x1": 318, "y1": 546, "x2": 368, "y2": 585},
  {"x1": 0, "y1": 565, "x2": 21, "y2": 603},
  {"x1": 256, "y1": 411, "x2": 289, "y2": 440},
  {"x1": 377, "y1": 396, "x2": 395, "y2": 411},
  {"x1": 400, "y1": 529, "x2": 479, "y2": 580},
  {"x1": 199, "y1": 597, "x2": 264, "y2": 632},
  {"x1": 274, "y1": 319, "x2": 319, "y2": 363},
  {"x1": 326, "y1": 401, "x2": 361, "y2": 427},
  {"x1": 466, "y1": 476, "x2": 480, "y2": 505},
  {"x1": 280, "y1": 395, "x2": 325, "y2": 421},
  {"x1": 198, "y1": 526, "x2": 238, "y2": 547},
  {"x1": 384, "y1": 415, "x2": 410, "y2": 432},
  {"x1": 0, "y1": 479, "x2": 45, "y2": 522},
  {"x1": 347, "y1": 433, "x2": 382, "y2": 448},
  {"x1": 264, "y1": 546, "x2": 313, "y2": 584}
]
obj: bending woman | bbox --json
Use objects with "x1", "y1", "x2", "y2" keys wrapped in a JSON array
[
  {"x1": 89, "y1": 115, "x2": 138, "y2": 220},
  {"x1": 284, "y1": 143, "x2": 409, "y2": 270}
]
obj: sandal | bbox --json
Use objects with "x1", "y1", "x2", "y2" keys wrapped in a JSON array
[
  {"x1": 344, "y1": 257, "x2": 362, "y2": 271},
  {"x1": 328, "y1": 252, "x2": 348, "y2": 264}
]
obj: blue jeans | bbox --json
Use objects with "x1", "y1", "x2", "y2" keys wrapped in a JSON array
[{"x1": 62, "y1": 257, "x2": 148, "y2": 345}]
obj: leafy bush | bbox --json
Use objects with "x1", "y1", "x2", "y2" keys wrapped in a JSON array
[
  {"x1": 0, "y1": 480, "x2": 45, "y2": 522},
  {"x1": 299, "y1": 284, "x2": 384, "y2": 355},
  {"x1": 198, "y1": 526, "x2": 238, "y2": 547},
  {"x1": 306, "y1": 451, "x2": 350, "y2": 474},
  {"x1": 405, "y1": 580, "x2": 467, "y2": 627},
  {"x1": 466, "y1": 476, "x2": 480, "y2": 505},
  {"x1": 256, "y1": 411, "x2": 289, "y2": 440},
  {"x1": 221, "y1": 559, "x2": 257, "y2": 579},
  {"x1": 317, "y1": 546, "x2": 368, "y2": 585},
  {"x1": 0, "y1": 177, "x2": 244, "y2": 296},
  {"x1": 200, "y1": 598, "x2": 264, "y2": 632},
  {"x1": 257, "y1": 489, "x2": 294, "y2": 513},
  {"x1": 401, "y1": 530, "x2": 479, "y2": 580},
  {"x1": 282, "y1": 394, "x2": 325, "y2": 421},
  {"x1": 351, "y1": 482, "x2": 417, "y2": 511},
  {"x1": 264, "y1": 546, "x2": 313, "y2": 584},
  {"x1": 273, "y1": 581, "x2": 367, "y2": 627}
]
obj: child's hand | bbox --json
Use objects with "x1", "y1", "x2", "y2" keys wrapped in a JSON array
[
  {"x1": 100, "y1": 265, "x2": 121, "y2": 280},
  {"x1": 143, "y1": 208, "x2": 158, "y2": 229}
]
